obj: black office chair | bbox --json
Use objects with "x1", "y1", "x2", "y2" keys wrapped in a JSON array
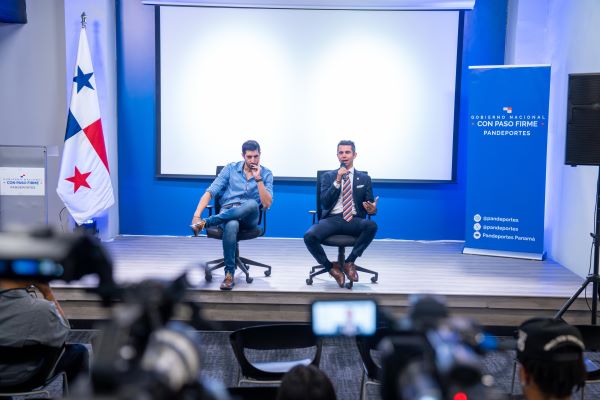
[
  {"x1": 0, "y1": 345, "x2": 68, "y2": 398},
  {"x1": 228, "y1": 386, "x2": 279, "y2": 400},
  {"x1": 202, "y1": 166, "x2": 272, "y2": 284},
  {"x1": 229, "y1": 324, "x2": 322, "y2": 385},
  {"x1": 355, "y1": 327, "x2": 393, "y2": 400},
  {"x1": 306, "y1": 170, "x2": 378, "y2": 289}
]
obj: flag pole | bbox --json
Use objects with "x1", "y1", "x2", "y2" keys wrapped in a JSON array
[{"x1": 57, "y1": 9, "x2": 114, "y2": 235}]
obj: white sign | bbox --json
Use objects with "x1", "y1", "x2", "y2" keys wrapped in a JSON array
[{"x1": 0, "y1": 167, "x2": 45, "y2": 196}]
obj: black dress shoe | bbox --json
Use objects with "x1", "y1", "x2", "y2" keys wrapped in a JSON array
[{"x1": 329, "y1": 262, "x2": 345, "y2": 287}]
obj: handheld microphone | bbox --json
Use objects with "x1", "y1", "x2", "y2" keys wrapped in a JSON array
[{"x1": 340, "y1": 162, "x2": 349, "y2": 180}]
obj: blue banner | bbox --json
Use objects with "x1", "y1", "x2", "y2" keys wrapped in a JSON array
[{"x1": 463, "y1": 65, "x2": 550, "y2": 259}]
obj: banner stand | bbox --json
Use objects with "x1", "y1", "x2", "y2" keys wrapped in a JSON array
[
  {"x1": 463, "y1": 65, "x2": 551, "y2": 260},
  {"x1": 463, "y1": 247, "x2": 544, "y2": 261}
]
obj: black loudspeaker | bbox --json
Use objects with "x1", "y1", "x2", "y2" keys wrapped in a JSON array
[
  {"x1": 0, "y1": 0, "x2": 27, "y2": 24},
  {"x1": 565, "y1": 73, "x2": 600, "y2": 166}
]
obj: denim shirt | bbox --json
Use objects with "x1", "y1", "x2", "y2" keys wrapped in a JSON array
[{"x1": 206, "y1": 161, "x2": 273, "y2": 208}]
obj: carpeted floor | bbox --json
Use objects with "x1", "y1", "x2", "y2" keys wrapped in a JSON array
[
  {"x1": 16, "y1": 330, "x2": 600, "y2": 399},
  {"x1": 195, "y1": 332, "x2": 600, "y2": 400}
]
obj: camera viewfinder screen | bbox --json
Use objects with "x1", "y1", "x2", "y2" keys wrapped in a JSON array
[
  {"x1": 10, "y1": 259, "x2": 64, "y2": 278},
  {"x1": 312, "y1": 300, "x2": 377, "y2": 336}
]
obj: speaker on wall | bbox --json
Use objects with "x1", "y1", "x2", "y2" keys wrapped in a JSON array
[
  {"x1": 0, "y1": 0, "x2": 27, "y2": 24},
  {"x1": 565, "y1": 73, "x2": 600, "y2": 166}
]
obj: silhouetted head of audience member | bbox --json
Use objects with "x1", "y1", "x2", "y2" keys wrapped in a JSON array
[
  {"x1": 276, "y1": 365, "x2": 337, "y2": 400},
  {"x1": 516, "y1": 317, "x2": 586, "y2": 400}
]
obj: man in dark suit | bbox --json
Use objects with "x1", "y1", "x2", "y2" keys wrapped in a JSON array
[{"x1": 304, "y1": 140, "x2": 378, "y2": 287}]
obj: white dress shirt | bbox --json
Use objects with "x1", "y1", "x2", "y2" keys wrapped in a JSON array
[{"x1": 332, "y1": 167, "x2": 356, "y2": 215}]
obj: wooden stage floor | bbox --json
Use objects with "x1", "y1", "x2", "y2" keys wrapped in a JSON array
[{"x1": 54, "y1": 235, "x2": 595, "y2": 326}]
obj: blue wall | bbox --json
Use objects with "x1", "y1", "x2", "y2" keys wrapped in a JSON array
[{"x1": 117, "y1": 0, "x2": 507, "y2": 239}]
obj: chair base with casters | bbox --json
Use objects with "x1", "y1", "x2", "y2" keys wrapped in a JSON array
[
  {"x1": 204, "y1": 242, "x2": 272, "y2": 284},
  {"x1": 305, "y1": 234, "x2": 378, "y2": 289}
]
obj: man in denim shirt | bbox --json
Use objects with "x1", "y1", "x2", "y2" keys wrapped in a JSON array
[{"x1": 191, "y1": 140, "x2": 273, "y2": 290}]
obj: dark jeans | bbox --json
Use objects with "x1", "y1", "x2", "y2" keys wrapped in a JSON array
[
  {"x1": 55, "y1": 343, "x2": 89, "y2": 383},
  {"x1": 205, "y1": 201, "x2": 260, "y2": 275},
  {"x1": 303, "y1": 214, "x2": 378, "y2": 269}
]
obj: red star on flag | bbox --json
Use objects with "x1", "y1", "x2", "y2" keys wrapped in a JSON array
[
  {"x1": 65, "y1": 166, "x2": 92, "y2": 193},
  {"x1": 56, "y1": 26, "x2": 114, "y2": 224}
]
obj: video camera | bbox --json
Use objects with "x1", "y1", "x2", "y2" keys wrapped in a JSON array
[
  {"x1": 311, "y1": 296, "x2": 507, "y2": 400},
  {"x1": 0, "y1": 228, "x2": 116, "y2": 301},
  {"x1": 0, "y1": 228, "x2": 228, "y2": 400},
  {"x1": 380, "y1": 295, "x2": 506, "y2": 400},
  {"x1": 89, "y1": 274, "x2": 228, "y2": 400}
]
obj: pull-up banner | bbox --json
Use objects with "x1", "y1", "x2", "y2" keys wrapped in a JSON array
[{"x1": 463, "y1": 65, "x2": 550, "y2": 260}]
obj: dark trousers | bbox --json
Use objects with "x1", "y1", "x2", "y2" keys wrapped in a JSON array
[
  {"x1": 303, "y1": 214, "x2": 378, "y2": 269},
  {"x1": 55, "y1": 343, "x2": 89, "y2": 383}
]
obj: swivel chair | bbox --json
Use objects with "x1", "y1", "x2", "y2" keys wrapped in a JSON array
[
  {"x1": 0, "y1": 345, "x2": 68, "y2": 398},
  {"x1": 305, "y1": 170, "x2": 378, "y2": 289},
  {"x1": 229, "y1": 323, "x2": 322, "y2": 386},
  {"x1": 202, "y1": 166, "x2": 271, "y2": 284}
]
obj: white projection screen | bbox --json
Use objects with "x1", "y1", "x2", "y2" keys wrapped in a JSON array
[{"x1": 158, "y1": 6, "x2": 461, "y2": 181}]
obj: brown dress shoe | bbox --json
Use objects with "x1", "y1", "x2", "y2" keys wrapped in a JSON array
[
  {"x1": 220, "y1": 272, "x2": 235, "y2": 290},
  {"x1": 343, "y1": 261, "x2": 359, "y2": 282},
  {"x1": 329, "y1": 262, "x2": 345, "y2": 287},
  {"x1": 190, "y1": 219, "x2": 206, "y2": 237}
]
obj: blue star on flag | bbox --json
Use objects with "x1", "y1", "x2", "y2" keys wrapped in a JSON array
[{"x1": 73, "y1": 66, "x2": 94, "y2": 93}]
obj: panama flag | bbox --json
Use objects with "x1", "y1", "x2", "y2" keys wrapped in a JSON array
[{"x1": 57, "y1": 27, "x2": 114, "y2": 224}]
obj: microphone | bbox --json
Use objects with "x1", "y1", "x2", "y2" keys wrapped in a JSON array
[{"x1": 340, "y1": 162, "x2": 349, "y2": 180}]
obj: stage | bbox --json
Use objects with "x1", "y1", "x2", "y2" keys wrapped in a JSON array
[{"x1": 54, "y1": 235, "x2": 593, "y2": 326}]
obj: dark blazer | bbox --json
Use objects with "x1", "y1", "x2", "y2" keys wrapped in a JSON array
[{"x1": 320, "y1": 169, "x2": 374, "y2": 219}]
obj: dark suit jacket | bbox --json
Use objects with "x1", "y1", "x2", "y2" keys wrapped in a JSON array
[{"x1": 320, "y1": 169, "x2": 374, "y2": 219}]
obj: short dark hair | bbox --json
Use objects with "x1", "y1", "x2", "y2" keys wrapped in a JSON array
[
  {"x1": 277, "y1": 365, "x2": 337, "y2": 400},
  {"x1": 520, "y1": 350, "x2": 586, "y2": 397},
  {"x1": 242, "y1": 140, "x2": 261, "y2": 154},
  {"x1": 517, "y1": 318, "x2": 586, "y2": 397},
  {"x1": 337, "y1": 140, "x2": 355, "y2": 153}
]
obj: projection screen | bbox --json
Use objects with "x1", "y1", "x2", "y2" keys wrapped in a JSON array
[{"x1": 158, "y1": 6, "x2": 461, "y2": 181}]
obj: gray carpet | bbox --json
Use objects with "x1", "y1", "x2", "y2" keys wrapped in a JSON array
[
  {"x1": 189, "y1": 332, "x2": 600, "y2": 400},
  {"x1": 15, "y1": 330, "x2": 600, "y2": 399}
]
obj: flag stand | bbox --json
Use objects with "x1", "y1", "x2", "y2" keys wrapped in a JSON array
[{"x1": 75, "y1": 219, "x2": 98, "y2": 237}]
